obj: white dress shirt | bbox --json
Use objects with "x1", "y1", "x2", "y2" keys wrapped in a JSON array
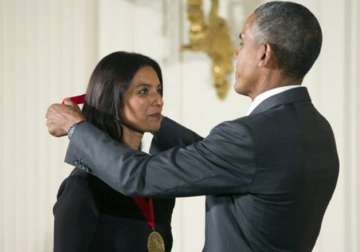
[{"x1": 247, "y1": 85, "x2": 303, "y2": 115}]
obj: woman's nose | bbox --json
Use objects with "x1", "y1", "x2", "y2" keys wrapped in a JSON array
[{"x1": 153, "y1": 93, "x2": 164, "y2": 107}]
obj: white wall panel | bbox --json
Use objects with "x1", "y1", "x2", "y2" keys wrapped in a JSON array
[
  {"x1": 0, "y1": 0, "x2": 97, "y2": 251},
  {"x1": 342, "y1": 0, "x2": 360, "y2": 251},
  {"x1": 308, "y1": 0, "x2": 347, "y2": 250},
  {"x1": 0, "y1": 2, "x2": 4, "y2": 252}
]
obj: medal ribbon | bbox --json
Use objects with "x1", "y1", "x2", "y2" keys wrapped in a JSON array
[
  {"x1": 134, "y1": 197, "x2": 156, "y2": 229},
  {"x1": 62, "y1": 94, "x2": 86, "y2": 104}
]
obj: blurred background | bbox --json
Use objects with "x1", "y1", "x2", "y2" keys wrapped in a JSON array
[{"x1": 0, "y1": 0, "x2": 359, "y2": 251}]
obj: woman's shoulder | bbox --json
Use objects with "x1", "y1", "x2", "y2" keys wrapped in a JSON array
[
  {"x1": 54, "y1": 167, "x2": 103, "y2": 213},
  {"x1": 55, "y1": 167, "x2": 121, "y2": 206},
  {"x1": 69, "y1": 167, "x2": 91, "y2": 179},
  {"x1": 53, "y1": 168, "x2": 100, "y2": 216},
  {"x1": 56, "y1": 168, "x2": 91, "y2": 197}
]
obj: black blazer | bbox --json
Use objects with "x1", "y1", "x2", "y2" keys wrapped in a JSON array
[
  {"x1": 65, "y1": 87, "x2": 339, "y2": 252},
  {"x1": 53, "y1": 169, "x2": 175, "y2": 251}
]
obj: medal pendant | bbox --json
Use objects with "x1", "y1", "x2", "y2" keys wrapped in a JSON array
[{"x1": 147, "y1": 231, "x2": 165, "y2": 252}]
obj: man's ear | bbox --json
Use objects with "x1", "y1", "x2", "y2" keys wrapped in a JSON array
[{"x1": 258, "y1": 43, "x2": 276, "y2": 68}]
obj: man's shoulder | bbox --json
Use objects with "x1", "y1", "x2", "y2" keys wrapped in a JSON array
[
  {"x1": 210, "y1": 109, "x2": 291, "y2": 141},
  {"x1": 207, "y1": 117, "x2": 255, "y2": 144},
  {"x1": 213, "y1": 114, "x2": 262, "y2": 132}
]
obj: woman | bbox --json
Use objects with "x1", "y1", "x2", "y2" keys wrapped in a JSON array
[{"x1": 53, "y1": 51, "x2": 175, "y2": 252}]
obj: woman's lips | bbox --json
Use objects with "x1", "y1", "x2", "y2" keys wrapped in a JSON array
[{"x1": 148, "y1": 113, "x2": 162, "y2": 120}]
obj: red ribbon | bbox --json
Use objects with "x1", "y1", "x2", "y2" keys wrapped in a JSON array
[
  {"x1": 134, "y1": 197, "x2": 156, "y2": 229},
  {"x1": 62, "y1": 94, "x2": 86, "y2": 105}
]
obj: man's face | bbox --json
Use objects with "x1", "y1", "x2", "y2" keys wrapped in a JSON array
[{"x1": 234, "y1": 14, "x2": 262, "y2": 96}]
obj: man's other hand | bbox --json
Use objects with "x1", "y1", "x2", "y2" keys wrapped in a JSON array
[{"x1": 46, "y1": 98, "x2": 85, "y2": 137}]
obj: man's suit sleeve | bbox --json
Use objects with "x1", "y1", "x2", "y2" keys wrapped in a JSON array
[
  {"x1": 64, "y1": 120, "x2": 256, "y2": 197},
  {"x1": 150, "y1": 117, "x2": 203, "y2": 154}
]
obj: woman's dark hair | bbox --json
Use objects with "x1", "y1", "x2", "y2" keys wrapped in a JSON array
[{"x1": 82, "y1": 51, "x2": 163, "y2": 141}]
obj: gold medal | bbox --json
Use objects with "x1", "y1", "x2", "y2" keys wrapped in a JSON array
[
  {"x1": 147, "y1": 231, "x2": 165, "y2": 252},
  {"x1": 133, "y1": 198, "x2": 165, "y2": 252}
]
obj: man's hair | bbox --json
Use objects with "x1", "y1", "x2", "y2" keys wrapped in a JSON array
[{"x1": 253, "y1": 1, "x2": 322, "y2": 79}]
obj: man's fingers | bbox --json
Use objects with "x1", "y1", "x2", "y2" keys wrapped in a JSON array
[
  {"x1": 46, "y1": 119, "x2": 67, "y2": 137},
  {"x1": 46, "y1": 104, "x2": 57, "y2": 119},
  {"x1": 46, "y1": 103, "x2": 73, "y2": 118},
  {"x1": 45, "y1": 101, "x2": 85, "y2": 137},
  {"x1": 63, "y1": 98, "x2": 75, "y2": 106},
  {"x1": 63, "y1": 98, "x2": 81, "y2": 113}
]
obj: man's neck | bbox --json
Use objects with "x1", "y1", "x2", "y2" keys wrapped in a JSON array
[{"x1": 250, "y1": 71, "x2": 302, "y2": 100}]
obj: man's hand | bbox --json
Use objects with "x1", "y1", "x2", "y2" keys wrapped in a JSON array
[{"x1": 46, "y1": 98, "x2": 85, "y2": 137}]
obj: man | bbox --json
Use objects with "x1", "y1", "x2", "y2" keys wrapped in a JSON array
[{"x1": 46, "y1": 2, "x2": 339, "y2": 251}]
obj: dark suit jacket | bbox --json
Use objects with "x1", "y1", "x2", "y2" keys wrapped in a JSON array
[
  {"x1": 54, "y1": 169, "x2": 174, "y2": 251},
  {"x1": 65, "y1": 87, "x2": 339, "y2": 252}
]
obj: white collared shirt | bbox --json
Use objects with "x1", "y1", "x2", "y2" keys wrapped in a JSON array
[{"x1": 247, "y1": 85, "x2": 303, "y2": 115}]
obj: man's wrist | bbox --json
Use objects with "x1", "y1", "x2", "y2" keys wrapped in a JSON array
[{"x1": 67, "y1": 120, "x2": 86, "y2": 139}]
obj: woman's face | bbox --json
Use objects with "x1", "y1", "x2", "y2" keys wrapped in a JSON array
[{"x1": 121, "y1": 66, "x2": 164, "y2": 132}]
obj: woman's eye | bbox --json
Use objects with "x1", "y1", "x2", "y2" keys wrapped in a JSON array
[
  {"x1": 157, "y1": 87, "x2": 162, "y2": 94},
  {"x1": 138, "y1": 88, "x2": 149, "y2": 95}
]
